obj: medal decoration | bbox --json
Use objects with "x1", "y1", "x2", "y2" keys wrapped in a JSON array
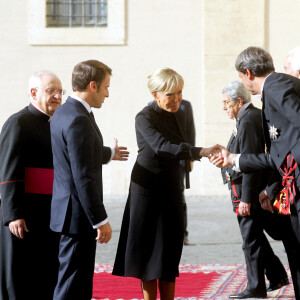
[
  {"x1": 269, "y1": 125, "x2": 278, "y2": 140},
  {"x1": 274, "y1": 188, "x2": 291, "y2": 215},
  {"x1": 225, "y1": 171, "x2": 230, "y2": 182},
  {"x1": 232, "y1": 126, "x2": 237, "y2": 137},
  {"x1": 232, "y1": 166, "x2": 238, "y2": 173},
  {"x1": 273, "y1": 154, "x2": 297, "y2": 215}
]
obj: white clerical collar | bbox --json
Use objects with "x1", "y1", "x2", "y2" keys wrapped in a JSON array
[
  {"x1": 71, "y1": 93, "x2": 92, "y2": 113},
  {"x1": 236, "y1": 102, "x2": 251, "y2": 121},
  {"x1": 30, "y1": 101, "x2": 51, "y2": 117}
]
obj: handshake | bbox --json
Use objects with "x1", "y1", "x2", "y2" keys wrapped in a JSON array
[{"x1": 201, "y1": 145, "x2": 236, "y2": 168}]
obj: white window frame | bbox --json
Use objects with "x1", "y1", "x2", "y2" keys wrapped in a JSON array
[{"x1": 28, "y1": 0, "x2": 125, "y2": 45}]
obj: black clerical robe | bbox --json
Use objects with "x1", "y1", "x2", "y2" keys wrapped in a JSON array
[{"x1": 0, "y1": 104, "x2": 59, "y2": 300}]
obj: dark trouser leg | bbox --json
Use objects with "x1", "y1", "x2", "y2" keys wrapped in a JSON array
[
  {"x1": 53, "y1": 234, "x2": 96, "y2": 300},
  {"x1": 238, "y1": 215, "x2": 266, "y2": 295},
  {"x1": 260, "y1": 233, "x2": 287, "y2": 283}
]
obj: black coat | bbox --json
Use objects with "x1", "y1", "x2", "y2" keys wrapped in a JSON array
[
  {"x1": 113, "y1": 101, "x2": 201, "y2": 281},
  {"x1": 0, "y1": 104, "x2": 59, "y2": 300}
]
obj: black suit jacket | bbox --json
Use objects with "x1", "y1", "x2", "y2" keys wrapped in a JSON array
[
  {"x1": 50, "y1": 97, "x2": 111, "y2": 236},
  {"x1": 221, "y1": 104, "x2": 265, "y2": 205},
  {"x1": 240, "y1": 73, "x2": 300, "y2": 198}
]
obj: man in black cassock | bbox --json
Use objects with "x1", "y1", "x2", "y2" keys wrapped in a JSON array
[{"x1": 0, "y1": 70, "x2": 63, "y2": 300}]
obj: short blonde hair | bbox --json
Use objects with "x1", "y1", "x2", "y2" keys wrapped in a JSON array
[{"x1": 147, "y1": 68, "x2": 184, "y2": 93}]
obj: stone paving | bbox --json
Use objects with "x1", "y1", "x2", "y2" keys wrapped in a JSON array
[{"x1": 95, "y1": 195, "x2": 288, "y2": 266}]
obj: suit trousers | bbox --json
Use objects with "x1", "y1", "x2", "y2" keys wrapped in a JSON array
[
  {"x1": 53, "y1": 234, "x2": 96, "y2": 300},
  {"x1": 237, "y1": 211, "x2": 287, "y2": 295}
]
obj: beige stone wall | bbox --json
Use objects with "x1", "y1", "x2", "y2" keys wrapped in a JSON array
[
  {"x1": 0, "y1": 0, "x2": 299, "y2": 196},
  {"x1": 192, "y1": 0, "x2": 266, "y2": 196},
  {"x1": 268, "y1": 0, "x2": 300, "y2": 71}
]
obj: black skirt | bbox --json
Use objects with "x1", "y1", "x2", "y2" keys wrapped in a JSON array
[{"x1": 112, "y1": 162, "x2": 184, "y2": 282}]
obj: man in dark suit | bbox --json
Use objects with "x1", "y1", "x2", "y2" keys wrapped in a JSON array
[
  {"x1": 211, "y1": 46, "x2": 300, "y2": 299},
  {"x1": 50, "y1": 60, "x2": 129, "y2": 300},
  {"x1": 221, "y1": 80, "x2": 288, "y2": 299}
]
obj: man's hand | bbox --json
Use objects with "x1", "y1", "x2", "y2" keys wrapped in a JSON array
[
  {"x1": 209, "y1": 148, "x2": 235, "y2": 168},
  {"x1": 96, "y1": 222, "x2": 112, "y2": 244},
  {"x1": 238, "y1": 201, "x2": 251, "y2": 216},
  {"x1": 8, "y1": 219, "x2": 29, "y2": 239},
  {"x1": 113, "y1": 138, "x2": 129, "y2": 161},
  {"x1": 200, "y1": 144, "x2": 224, "y2": 158},
  {"x1": 259, "y1": 189, "x2": 274, "y2": 213}
]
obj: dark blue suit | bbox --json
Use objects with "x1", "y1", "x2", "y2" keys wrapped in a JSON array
[{"x1": 50, "y1": 97, "x2": 111, "y2": 300}]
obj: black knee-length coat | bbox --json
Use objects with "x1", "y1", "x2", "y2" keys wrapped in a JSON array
[{"x1": 113, "y1": 101, "x2": 201, "y2": 282}]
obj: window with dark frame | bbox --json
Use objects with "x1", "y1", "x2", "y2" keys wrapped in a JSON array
[{"x1": 46, "y1": 0, "x2": 107, "y2": 28}]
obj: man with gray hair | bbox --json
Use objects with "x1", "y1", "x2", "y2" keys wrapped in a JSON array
[
  {"x1": 284, "y1": 46, "x2": 300, "y2": 78},
  {"x1": 0, "y1": 70, "x2": 63, "y2": 299},
  {"x1": 211, "y1": 46, "x2": 300, "y2": 299},
  {"x1": 221, "y1": 81, "x2": 288, "y2": 299}
]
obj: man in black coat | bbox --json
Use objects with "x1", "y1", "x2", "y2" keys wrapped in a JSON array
[
  {"x1": 221, "y1": 80, "x2": 288, "y2": 299},
  {"x1": 0, "y1": 70, "x2": 63, "y2": 300},
  {"x1": 50, "y1": 60, "x2": 129, "y2": 300},
  {"x1": 211, "y1": 46, "x2": 300, "y2": 299}
]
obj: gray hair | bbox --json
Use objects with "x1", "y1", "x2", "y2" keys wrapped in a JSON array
[
  {"x1": 235, "y1": 46, "x2": 275, "y2": 76},
  {"x1": 147, "y1": 68, "x2": 184, "y2": 93},
  {"x1": 288, "y1": 46, "x2": 300, "y2": 72},
  {"x1": 28, "y1": 70, "x2": 59, "y2": 97},
  {"x1": 222, "y1": 81, "x2": 251, "y2": 104}
]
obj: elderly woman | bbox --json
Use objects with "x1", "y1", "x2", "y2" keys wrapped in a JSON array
[
  {"x1": 113, "y1": 68, "x2": 215, "y2": 299},
  {"x1": 221, "y1": 81, "x2": 288, "y2": 299}
]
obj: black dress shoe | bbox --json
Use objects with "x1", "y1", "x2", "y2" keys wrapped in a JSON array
[
  {"x1": 267, "y1": 277, "x2": 289, "y2": 292},
  {"x1": 229, "y1": 290, "x2": 266, "y2": 299}
]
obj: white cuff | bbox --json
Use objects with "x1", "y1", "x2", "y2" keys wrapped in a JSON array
[
  {"x1": 106, "y1": 147, "x2": 115, "y2": 164},
  {"x1": 233, "y1": 154, "x2": 241, "y2": 172},
  {"x1": 93, "y1": 218, "x2": 108, "y2": 229}
]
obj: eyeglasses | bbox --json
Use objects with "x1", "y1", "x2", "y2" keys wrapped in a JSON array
[
  {"x1": 35, "y1": 87, "x2": 66, "y2": 96},
  {"x1": 223, "y1": 100, "x2": 237, "y2": 107}
]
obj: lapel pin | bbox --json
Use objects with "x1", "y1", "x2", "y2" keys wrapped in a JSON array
[{"x1": 225, "y1": 171, "x2": 230, "y2": 182}]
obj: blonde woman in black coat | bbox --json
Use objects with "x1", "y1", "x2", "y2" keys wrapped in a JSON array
[{"x1": 113, "y1": 68, "x2": 217, "y2": 300}]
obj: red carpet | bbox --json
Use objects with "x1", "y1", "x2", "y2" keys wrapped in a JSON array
[{"x1": 92, "y1": 264, "x2": 295, "y2": 299}]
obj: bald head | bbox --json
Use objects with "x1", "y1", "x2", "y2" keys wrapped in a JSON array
[{"x1": 284, "y1": 47, "x2": 300, "y2": 78}]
